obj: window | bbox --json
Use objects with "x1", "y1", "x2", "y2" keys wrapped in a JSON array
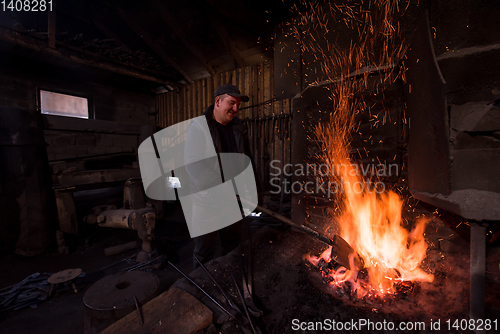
[{"x1": 40, "y1": 90, "x2": 89, "y2": 119}]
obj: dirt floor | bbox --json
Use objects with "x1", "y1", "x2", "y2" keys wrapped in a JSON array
[
  {"x1": 0, "y1": 202, "x2": 499, "y2": 333},
  {"x1": 0, "y1": 215, "x2": 197, "y2": 334}
]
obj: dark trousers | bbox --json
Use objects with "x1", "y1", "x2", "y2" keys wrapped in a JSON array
[{"x1": 193, "y1": 219, "x2": 242, "y2": 269}]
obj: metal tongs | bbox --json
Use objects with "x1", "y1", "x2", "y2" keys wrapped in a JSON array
[
  {"x1": 193, "y1": 254, "x2": 243, "y2": 315},
  {"x1": 193, "y1": 254, "x2": 262, "y2": 334},
  {"x1": 240, "y1": 226, "x2": 264, "y2": 319},
  {"x1": 168, "y1": 260, "x2": 248, "y2": 329}
]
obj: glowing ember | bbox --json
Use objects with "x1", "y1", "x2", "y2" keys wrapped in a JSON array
[{"x1": 296, "y1": 0, "x2": 434, "y2": 298}]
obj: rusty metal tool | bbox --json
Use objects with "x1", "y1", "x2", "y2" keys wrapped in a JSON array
[
  {"x1": 133, "y1": 295, "x2": 143, "y2": 325},
  {"x1": 99, "y1": 252, "x2": 138, "y2": 271},
  {"x1": 241, "y1": 267, "x2": 262, "y2": 318},
  {"x1": 122, "y1": 255, "x2": 164, "y2": 272},
  {"x1": 230, "y1": 272, "x2": 259, "y2": 334},
  {"x1": 248, "y1": 201, "x2": 363, "y2": 270},
  {"x1": 241, "y1": 227, "x2": 263, "y2": 318},
  {"x1": 167, "y1": 261, "x2": 247, "y2": 328},
  {"x1": 193, "y1": 254, "x2": 242, "y2": 315}
]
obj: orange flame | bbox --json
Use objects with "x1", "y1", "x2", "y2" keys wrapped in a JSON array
[
  {"x1": 307, "y1": 155, "x2": 434, "y2": 297},
  {"x1": 299, "y1": 0, "x2": 433, "y2": 297}
]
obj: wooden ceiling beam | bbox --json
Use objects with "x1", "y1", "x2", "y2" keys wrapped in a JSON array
[
  {"x1": 0, "y1": 27, "x2": 181, "y2": 87},
  {"x1": 150, "y1": 0, "x2": 217, "y2": 76},
  {"x1": 112, "y1": 4, "x2": 193, "y2": 83}
]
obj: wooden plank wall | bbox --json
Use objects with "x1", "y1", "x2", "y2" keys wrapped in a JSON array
[{"x1": 156, "y1": 60, "x2": 293, "y2": 194}]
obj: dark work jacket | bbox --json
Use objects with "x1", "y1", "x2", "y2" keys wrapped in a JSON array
[
  {"x1": 183, "y1": 105, "x2": 256, "y2": 205},
  {"x1": 202, "y1": 105, "x2": 252, "y2": 157}
]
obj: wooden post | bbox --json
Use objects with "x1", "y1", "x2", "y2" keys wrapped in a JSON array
[
  {"x1": 470, "y1": 222, "x2": 486, "y2": 321},
  {"x1": 55, "y1": 190, "x2": 78, "y2": 235}
]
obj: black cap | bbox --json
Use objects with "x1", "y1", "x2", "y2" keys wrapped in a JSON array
[{"x1": 214, "y1": 84, "x2": 249, "y2": 102}]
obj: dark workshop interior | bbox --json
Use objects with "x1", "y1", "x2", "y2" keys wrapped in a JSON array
[{"x1": 1, "y1": 0, "x2": 500, "y2": 333}]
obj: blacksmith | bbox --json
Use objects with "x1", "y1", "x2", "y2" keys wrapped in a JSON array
[{"x1": 184, "y1": 84, "x2": 255, "y2": 269}]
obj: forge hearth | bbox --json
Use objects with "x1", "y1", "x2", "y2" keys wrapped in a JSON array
[
  {"x1": 165, "y1": 202, "x2": 487, "y2": 334},
  {"x1": 306, "y1": 256, "x2": 419, "y2": 301}
]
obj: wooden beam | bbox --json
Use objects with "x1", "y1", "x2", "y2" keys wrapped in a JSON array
[
  {"x1": 0, "y1": 27, "x2": 180, "y2": 87},
  {"x1": 48, "y1": 0, "x2": 56, "y2": 48},
  {"x1": 202, "y1": 3, "x2": 246, "y2": 68},
  {"x1": 112, "y1": 5, "x2": 193, "y2": 83},
  {"x1": 150, "y1": 0, "x2": 216, "y2": 76},
  {"x1": 101, "y1": 287, "x2": 213, "y2": 334}
]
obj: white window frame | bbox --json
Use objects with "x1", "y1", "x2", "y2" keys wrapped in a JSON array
[{"x1": 38, "y1": 89, "x2": 93, "y2": 119}]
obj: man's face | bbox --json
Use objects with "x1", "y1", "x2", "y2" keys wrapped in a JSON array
[{"x1": 213, "y1": 94, "x2": 241, "y2": 125}]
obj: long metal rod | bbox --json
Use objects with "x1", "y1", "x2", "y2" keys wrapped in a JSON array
[
  {"x1": 122, "y1": 256, "x2": 163, "y2": 272},
  {"x1": 133, "y1": 295, "x2": 144, "y2": 325},
  {"x1": 167, "y1": 261, "x2": 245, "y2": 327},
  {"x1": 193, "y1": 254, "x2": 239, "y2": 312},
  {"x1": 255, "y1": 204, "x2": 333, "y2": 246},
  {"x1": 241, "y1": 233, "x2": 263, "y2": 317},
  {"x1": 245, "y1": 226, "x2": 255, "y2": 298},
  {"x1": 239, "y1": 198, "x2": 334, "y2": 246},
  {"x1": 241, "y1": 199, "x2": 361, "y2": 269},
  {"x1": 241, "y1": 265, "x2": 262, "y2": 317},
  {"x1": 100, "y1": 252, "x2": 138, "y2": 271},
  {"x1": 230, "y1": 272, "x2": 257, "y2": 334}
]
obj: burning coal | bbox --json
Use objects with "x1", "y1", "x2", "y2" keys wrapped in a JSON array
[{"x1": 295, "y1": 0, "x2": 434, "y2": 297}]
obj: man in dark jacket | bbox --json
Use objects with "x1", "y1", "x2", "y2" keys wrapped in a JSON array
[{"x1": 184, "y1": 84, "x2": 255, "y2": 268}]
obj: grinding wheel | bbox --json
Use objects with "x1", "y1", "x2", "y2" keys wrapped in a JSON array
[{"x1": 83, "y1": 271, "x2": 159, "y2": 334}]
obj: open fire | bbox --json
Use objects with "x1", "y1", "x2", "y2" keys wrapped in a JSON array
[
  {"x1": 305, "y1": 185, "x2": 434, "y2": 299},
  {"x1": 295, "y1": 0, "x2": 434, "y2": 299}
]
